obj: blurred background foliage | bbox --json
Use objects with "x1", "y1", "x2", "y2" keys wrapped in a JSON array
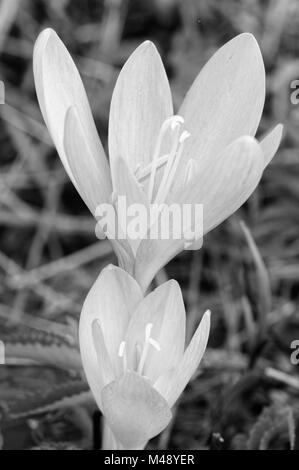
[{"x1": 1, "y1": 0, "x2": 299, "y2": 450}]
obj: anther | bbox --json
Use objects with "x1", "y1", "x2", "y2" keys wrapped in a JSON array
[
  {"x1": 145, "y1": 323, "x2": 153, "y2": 340},
  {"x1": 179, "y1": 130, "x2": 191, "y2": 143},
  {"x1": 118, "y1": 340, "x2": 128, "y2": 373},
  {"x1": 118, "y1": 341, "x2": 126, "y2": 357},
  {"x1": 147, "y1": 116, "x2": 185, "y2": 203},
  {"x1": 155, "y1": 127, "x2": 191, "y2": 203},
  {"x1": 171, "y1": 117, "x2": 183, "y2": 131}
]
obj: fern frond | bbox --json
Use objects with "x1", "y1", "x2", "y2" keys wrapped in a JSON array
[
  {"x1": 2, "y1": 380, "x2": 92, "y2": 421},
  {"x1": 3, "y1": 330, "x2": 82, "y2": 371}
]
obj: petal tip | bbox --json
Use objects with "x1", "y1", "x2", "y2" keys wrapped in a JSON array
[
  {"x1": 276, "y1": 122, "x2": 284, "y2": 136},
  {"x1": 36, "y1": 27, "x2": 55, "y2": 41},
  {"x1": 139, "y1": 39, "x2": 157, "y2": 51},
  {"x1": 34, "y1": 28, "x2": 58, "y2": 54},
  {"x1": 234, "y1": 32, "x2": 260, "y2": 48},
  {"x1": 229, "y1": 32, "x2": 264, "y2": 71},
  {"x1": 132, "y1": 39, "x2": 160, "y2": 62},
  {"x1": 167, "y1": 278, "x2": 180, "y2": 289},
  {"x1": 104, "y1": 263, "x2": 119, "y2": 272},
  {"x1": 200, "y1": 310, "x2": 211, "y2": 341},
  {"x1": 35, "y1": 27, "x2": 68, "y2": 62},
  {"x1": 273, "y1": 123, "x2": 284, "y2": 145},
  {"x1": 33, "y1": 29, "x2": 49, "y2": 60},
  {"x1": 200, "y1": 310, "x2": 211, "y2": 345},
  {"x1": 260, "y1": 122, "x2": 284, "y2": 167},
  {"x1": 203, "y1": 309, "x2": 211, "y2": 323},
  {"x1": 99, "y1": 264, "x2": 122, "y2": 278}
]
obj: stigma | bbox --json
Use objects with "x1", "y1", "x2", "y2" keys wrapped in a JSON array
[
  {"x1": 135, "y1": 115, "x2": 191, "y2": 204},
  {"x1": 118, "y1": 322, "x2": 161, "y2": 376}
]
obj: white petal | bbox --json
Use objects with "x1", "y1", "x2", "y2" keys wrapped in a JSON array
[
  {"x1": 173, "y1": 33, "x2": 265, "y2": 191},
  {"x1": 112, "y1": 157, "x2": 149, "y2": 255},
  {"x1": 64, "y1": 106, "x2": 112, "y2": 214},
  {"x1": 79, "y1": 265, "x2": 143, "y2": 408},
  {"x1": 92, "y1": 320, "x2": 114, "y2": 387},
  {"x1": 259, "y1": 123, "x2": 283, "y2": 168},
  {"x1": 179, "y1": 136, "x2": 265, "y2": 234},
  {"x1": 101, "y1": 372, "x2": 171, "y2": 448},
  {"x1": 154, "y1": 310, "x2": 210, "y2": 407},
  {"x1": 125, "y1": 280, "x2": 186, "y2": 381},
  {"x1": 108, "y1": 41, "x2": 173, "y2": 185},
  {"x1": 134, "y1": 135, "x2": 264, "y2": 291},
  {"x1": 33, "y1": 29, "x2": 109, "y2": 206}
]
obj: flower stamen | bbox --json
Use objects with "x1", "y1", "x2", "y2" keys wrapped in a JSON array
[
  {"x1": 136, "y1": 154, "x2": 169, "y2": 181},
  {"x1": 118, "y1": 340, "x2": 128, "y2": 373},
  {"x1": 117, "y1": 323, "x2": 160, "y2": 377},
  {"x1": 154, "y1": 129, "x2": 190, "y2": 204},
  {"x1": 147, "y1": 116, "x2": 186, "y2": 203},
  {"x1": 136, "y1": 322, "x2": 161, "y2": 376}
]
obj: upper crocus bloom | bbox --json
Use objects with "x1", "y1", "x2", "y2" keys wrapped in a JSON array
[
  {"x1": 33, "y1": 29, "x2": 282, "y2": 292},
  {"x1": 79, "y1": 264, "x2": 210, "y2": 449}
]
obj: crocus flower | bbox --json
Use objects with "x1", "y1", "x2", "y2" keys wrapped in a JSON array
[
  {"x1": 33, "y1": 29, "x2": 282, "y2": 292},
  {"x1": 79, "y1": 264, "x2": 210, "y2": 449}
]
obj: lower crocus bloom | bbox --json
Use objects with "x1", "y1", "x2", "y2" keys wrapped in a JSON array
[
  {"x1": 33, "y1": 29, "x2": 283, "y2": 292},
  {"x1": 79, "y1": 265, "x2": 210, "y2": 449}
]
